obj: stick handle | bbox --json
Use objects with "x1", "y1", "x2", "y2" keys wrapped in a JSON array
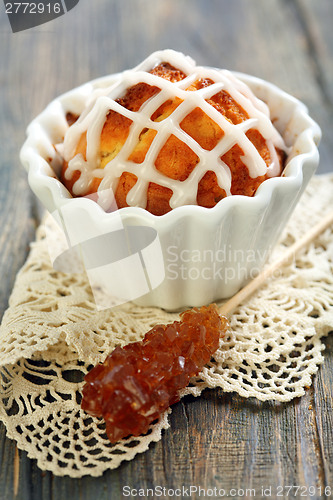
[{"x1": 219, "y1": 209, "x2": 333, "y2": 317}]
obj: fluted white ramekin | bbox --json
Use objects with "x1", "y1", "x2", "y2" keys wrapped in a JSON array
[{"x1": 20, "y1": 71, "x2": 321, "y2": 311}]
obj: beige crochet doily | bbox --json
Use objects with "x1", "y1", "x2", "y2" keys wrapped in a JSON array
[{"x1": 0, "y1": 174, "x2": 333, "y2": 477}]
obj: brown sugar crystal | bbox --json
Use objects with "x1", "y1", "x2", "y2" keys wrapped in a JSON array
[{"x1": 81, "y1": 304, "x2": 229, "y2": 442}]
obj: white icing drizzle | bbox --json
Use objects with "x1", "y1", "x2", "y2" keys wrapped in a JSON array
[{"x1": 62, "y1": 50, "x2": 289, "y2": 209}]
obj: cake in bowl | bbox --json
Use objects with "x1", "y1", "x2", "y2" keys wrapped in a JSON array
[
  {"x1": 57, "y1": 50, "x2": 288, "y2": 216},
  {"x1": 21, "y1": 50, "x2": 321, "y2": 309}
]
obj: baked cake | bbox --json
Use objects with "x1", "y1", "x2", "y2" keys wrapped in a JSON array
[{"x1": 58, "y1": 50, "x2": 287, "y2": 216}]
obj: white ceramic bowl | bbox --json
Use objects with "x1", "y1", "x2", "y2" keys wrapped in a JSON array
[{"x1": 20, "y1": 72, "x2": 321, "y2": 311}]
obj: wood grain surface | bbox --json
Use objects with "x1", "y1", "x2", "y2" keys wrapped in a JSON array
[{"x1": 0, "y1": 0, "x2": 333, "y2": 498}]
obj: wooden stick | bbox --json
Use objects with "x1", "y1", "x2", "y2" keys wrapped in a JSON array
[{"x1": 219, "y1": 209, "x2": 333, "y2": 317}]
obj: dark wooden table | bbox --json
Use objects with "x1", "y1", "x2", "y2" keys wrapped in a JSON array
[{"x1": 1, "y1": 1, "x2": 333, "y2": 498}]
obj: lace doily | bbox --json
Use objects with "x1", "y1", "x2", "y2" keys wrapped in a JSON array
[{"x1": 0, "y1": 174, "x2": 333, "y2": 477}]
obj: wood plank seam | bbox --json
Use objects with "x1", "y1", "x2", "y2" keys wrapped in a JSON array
[{"x1": 293, "y1": 0, "x2": 333, "y2": 113}]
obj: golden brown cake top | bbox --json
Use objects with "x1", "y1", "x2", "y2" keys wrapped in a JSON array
[{"x1": 59, "y1": 50, "x2": 288, "y2": 214}]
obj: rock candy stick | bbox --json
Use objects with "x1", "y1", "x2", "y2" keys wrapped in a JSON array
[
  {"x1": 81, "y1": 304, "x2": 228, "y2": 442},
  {"x1": 219, "y1": 208, "x2": 333, "y2": 317},
  {"x1": 81, "y1": 209, "x2": 333, "y2": 442}
]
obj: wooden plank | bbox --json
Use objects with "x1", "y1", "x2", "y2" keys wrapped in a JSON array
[
  {"x1": 290, "y1": 0, "x2": 333, "y2": 175},
  {"x1": 0, "y1": 11, "x2": 46, "y2": 499},
  {"x1": 295, "y1": 0, "x2": 333, "y2": 106},
  {"x1": 314, "y1": 333, "x2": 333, "y2": 489}
]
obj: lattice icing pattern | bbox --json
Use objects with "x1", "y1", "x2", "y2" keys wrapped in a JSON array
[
  {"x1": 59, "y1": 50, "x2": 288, "y2": 213},
  {"x1": 0, "y1": 174, "x2": 332, "y2": 477}
]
